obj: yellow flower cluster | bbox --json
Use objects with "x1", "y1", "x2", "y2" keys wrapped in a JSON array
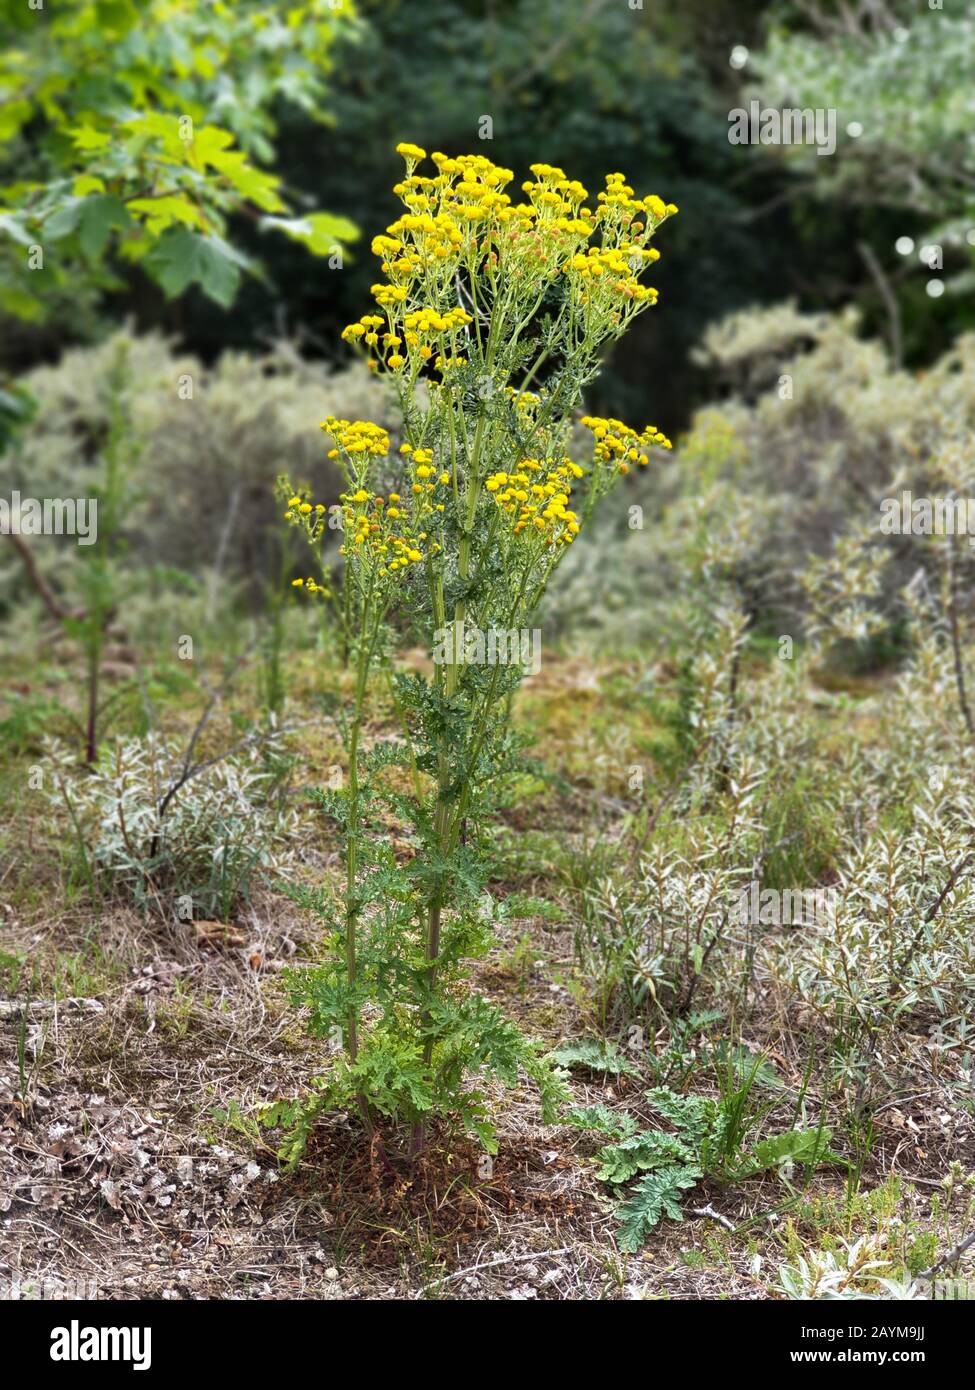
[
  {"x1": 320, "y1": 417, "x2": 390, "y2": 458},
  {"x1": 484, "y1": 456, "x2": 584, "y2": 545},
  {"x1": 332, "y1": 149, "x2": 677, "y2": 383},
  {"x1": 580, "y1": 416, "x2": 673, "y2": 472},
  {"x1": 370, "y1": 283, "x2": 409, "y2": 307},
  {"x1": 378, "y1": 151, "x2": 518, "y2": 291},
  {"x1": 399, "y1": 443, "x2": 451, "y2": 516},
  {"x1": 338, "y1": 487, "x2": 428, "y2": 573},
  {"x1": 284, "y1": 492, "x2": 326, "y2": 523},
  {"x1": 373, "y1": 214, "x2": 461, "y2": 274},
  {"x1": 522, "y1": 163, "x2": 589, "y2": 209},
  {"x1": 504, "y1": 386, "x2": 541, "y2": 418},
  {"x1": 565, "y1": 244, "x2": 660, "y2": 303},
  {"x1": 517, "y1": 165, "x2": 676, "y2": 288},
  {"x1": 598, "y1": 172, "x2": 678, "y2": 222},
  {"x1": 283, "y1": 474, "x2": 432, "y2": 579},
  {"x1": 404, "y1": 306, "x2": 471, "y2": 370},
  {"x1": 404, "y1": 307, "x2": 472, "y2": 335},
  {"x1": 282, "y1": 490, "x2": 330, "y2": 591},
  {"x1": 342, "y1": 305, "x2": 472, "y2": 372}
]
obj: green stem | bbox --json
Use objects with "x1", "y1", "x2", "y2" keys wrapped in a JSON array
[{"x1": 343, "y1": 572, "x2": 386, "y2": 1133}]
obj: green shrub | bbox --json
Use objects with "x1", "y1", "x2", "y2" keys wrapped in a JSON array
[{"x1": 44, "y1": 733, "x2": 299, "y2": 921}]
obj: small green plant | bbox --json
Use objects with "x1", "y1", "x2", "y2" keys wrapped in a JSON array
[
  {"x1": 0, "y1": 692, "x2": 69, "y2": 755},
  {"x1": 775, "y1": 1237, "x2": 918, "y2": 1301},
  {"x1": 650, "y1": 1011, "x2": 725, "y2": 1087},
  {"x1": 45, "y1": 731, "x2": 297, "y2": 920},
  {"x1": 6, "y1": 342, "x2": 140, "y2": 763},
  {"x1": 72, "y1": 344, "x2": 140, "y2": 763},
  {"x1": 272, "y1": 144, "x2": 678, "y2": 1163},
  {"x1": 0, "y1": 947, "x2": 27, "y2": 995},
  {"x1": 569, "y1": 1080, "x2": 837, "y2": 1252},
  {"x1": 500, "y1": 930, "x2": 539, "y2": 994},
  {"x1": 550, "y1": 1036, "x2": 642, "y2": 1080},
  {"x1": 256, "y1": 513, "x2": 293, "y2": 719}
]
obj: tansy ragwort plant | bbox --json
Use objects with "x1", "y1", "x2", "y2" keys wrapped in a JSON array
[{"x1": 273, "y1": 144, "x2": 677, "y2": 1166}]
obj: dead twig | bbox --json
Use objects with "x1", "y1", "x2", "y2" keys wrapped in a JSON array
[
  {"x1": 415, "y1": 1245, "x2": 573, "y2": 1298},
  {"x1": 914, "y1": 1229, "x2": 975, "y2": 1282},
  {"x1": 689, "y1": 1204, "x2": 736, "y2": 1232},
  {"x1": 4, "y1": 532, "x2": 80, "y2": 623}
]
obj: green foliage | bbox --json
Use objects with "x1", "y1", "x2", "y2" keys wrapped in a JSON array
[
  {"x1": 548, "y1": 302, "x2": 975, "y2": 656},
  {"x1": 549, "y1": 306, "x2": 975, "y2": 1111},
  {"x1": 711, "y1": 1042, "x2": 784, "y2": 1093},
  {"x1": 3, "y1": 333, "x2": 386, "y2": 619},
  {"x1": 550, "y1": 1037, "x2": 641, "y2": 1080},
  {"x1": 40, "y1": 338, "x2": 141, "y2": 762},
  {"x1": 615, "y1": 1166, "x2": 702, "y2": 1253},
  {"x1": 759, "y1": 778, "x2": 836, "y2": 895},
  {"x1": 276, "y1": 942, "x2": 572, "y2": 1160},
  {"x1": 0, "y1": 0, "x2": 358, "y2": 316},
  {"x1": 259, "y1": 1087, "x2": 334, "y2": 1171},
  {"x1": 565, "y1": 1105, "x2": 639, "y2": 1140},
  {"x1": 0, "y1": 691, "x2": 67, "y2": 756},
  {"x1": 277, "y1": 808, "x2": 573, "y2": 1157},
  {"x1": 775, "y1": 1236, "x2": 917, "y2": 1302},
  {"x1": 746, "y1": 1128, "x2": 834, "y2": 1177},
  {"x1": 572, "y1": 1082, "x2": 835, "y2": 1250},
  {"x1": 594, "y1": 1129, "x2": 697, "y2": 1185},
  {"x1": 0, "y1": 377, "x2": 34, "y2": 450},
  {"x1": 643, "y1": 1086, "x2": 718, "y2": 1149}
]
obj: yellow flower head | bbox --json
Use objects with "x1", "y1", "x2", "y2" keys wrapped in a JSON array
[{"x1": 321, "y1": 417, "x2": 391, "y2": 457}]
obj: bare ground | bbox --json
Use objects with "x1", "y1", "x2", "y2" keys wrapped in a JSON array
[{"x1": 2, "y1": 881, "x2": 970, "y2": 1301}]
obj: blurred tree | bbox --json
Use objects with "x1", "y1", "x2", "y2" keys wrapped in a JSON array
[
  {"x1": 745, "y1": 2, "x2": 973, "y2": 344},
  {"x1": 750, "y1": 3, "x2": 973, "y2": 237},
  {"x1": 0, "y1": 0, "x2": 359, "y2": 328}
]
